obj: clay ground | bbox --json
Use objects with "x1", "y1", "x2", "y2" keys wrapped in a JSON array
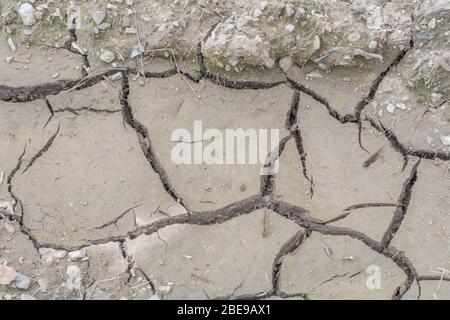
[{"x1": 1, "y1": 36, "x2": 450, "y2": 300}]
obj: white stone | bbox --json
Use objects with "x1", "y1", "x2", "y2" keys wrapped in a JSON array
[
  {"x1": 53, "y1": 250, "x2": 67, "y2": 259},
  {"x1": 91, "y1": 10, "x2": 106, "y2": 25},
  {"x1": 386, "y1": 103, "x2": 396, "y2": 114},
  {"x1": 431, "y1": 92, "x2": 442, "y2": 103},
  {"x1": 68, "y1": 250, "x2": 86, "y2": 261},
  {"x1": 262, "y1": 55, "x2": 275, "y2": 69},
  {"x1": 440, "y1": 135, "x2": 450, "y2": 146},
  {"x1": 125, "y1": 27, "x2": 137, "y2": 34},
  {"x1": 100, "y1": 50, "x2": 115, "y2": 63},
  {"x1": 354, "y1": 49, "x2": 383, "y2": 62},
  {"x1": 7, "y1": 38, "x2": 16, "y2": 52},
  {"x1": 14, "y1": 273, "x2": 31, "y2": 290},
  {"x1": 428, "y1": 18, "x2": 436, "y2": 30},
  {"x1": 38, "y1": 248, "x2": 53, "y2": 256},
  {"x1": 253, "y1": 8, "x2": 262, "y2": 18},
  {"x1": 348, "y1": 32, "x2": 361, "y2": 42},
  {"x1": 306, "y1": 71, "x2": 323, "y2": 78},
  {"x1": 260, "y1": 1, "x2": 268, "y2": 10},
  {"x1": 158, "y1": 285, "x2": 172, "y2": 294},
  {"x1": 66, "y1": 265, "x2": 82, "y2": 291},
  {"x1": 38, "y1": 278, "x2": 49, "y2": 292},
  {"x1": 295, "y1": 7, "x2": 305, "y2": 19},
  {"x1": 313, "y1": 35, "x2": 320, "y2": 51},
  {"x1": 4, "y1": 222, "x2": 15, "y2": 234},
  {"x1": 285, "y1": 24, "x2": 295, "y2": 33},
  {"x1": 285, "y1": 4, "x2": 295, "y2": 17},
  {"x1": 368, "y1": 40, "x2": 377, "y2": 49},
  {"x1": 0, "y1": 201, "x2": 14, "y2": 216},
  {"x1": 106, "y1": 3, "x2": 118, "y2": 10},
  {"x1": 18, "y1": 3, "x2": 36, "y2": 26},
  {"x1": 279, "y1": 56, "x2": 293, "y2": 72}
]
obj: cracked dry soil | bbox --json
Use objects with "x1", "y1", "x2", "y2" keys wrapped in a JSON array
[{"x1": 1, "y1": 30, "x2": 450, "y2": 301}]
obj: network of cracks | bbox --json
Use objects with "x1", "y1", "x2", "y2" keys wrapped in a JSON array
[{"x1": 1, "y1": 30, "x2": 449, "y2": 300}]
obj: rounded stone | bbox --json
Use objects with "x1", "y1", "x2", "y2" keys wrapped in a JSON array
[
  {"x1": 279, "y1": 56, "x2": 293, "y2": 72},
  {"x1": 100, "y1": 50, "x2": 115, "y2": 63}
]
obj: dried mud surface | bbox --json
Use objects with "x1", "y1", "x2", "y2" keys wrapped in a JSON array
[{"x1": 0, "y1": 20, "x2": 449, "y2": 300}]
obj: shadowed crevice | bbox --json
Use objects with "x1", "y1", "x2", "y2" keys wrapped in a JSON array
[
  {"x1": 286, "y1": 77, "x2": 357, "y2": 124},
  {"x1": 260, "y1": 135, "x2": 292, "y2": 199},
  {"x1": 380, "y1": 160, "x2": 421, "y2": 248},
  {"x1": 286, "y1": 90, "x2": 314, "y2": 197},
  {"x1": 119, "y1": 71, "x2": 191, "y2": 214},
  {"x1": 22, "y1": 124, "x2": 60, "y2": 174},
  {"x1": 323, "y1": 203, "x2": 397, "y2": 224},
  {"x1": 272, "y1": 229, "x2": 311, "y2": 293},
  {"x1": 271, "y1": 200, "x2": 419, "y2": 300}
]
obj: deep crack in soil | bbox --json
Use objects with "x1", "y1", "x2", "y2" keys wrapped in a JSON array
[{"x1": 0, "y1": 43, "x2": 448, "y2": 299}]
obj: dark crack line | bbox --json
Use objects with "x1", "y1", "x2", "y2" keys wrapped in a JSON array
[
  {"x1": 63, "y1": 27, "x2": 77, "y2": 50},
  {"x1": 0, "y1": 51, "x2": 447, "y2": 166},
  {"x1": 45, "y1": 98, "x2": 54, "y2": 115},
  {"x1": 119, "y1": 71, "x2": 192, "y2": 214},
  {"x1": 418, "y1": 275, "x2": 450, "y2": 282},
  {"x1": 3, "y1": 145, "x2": 44, "y2": 254},
  {"x1": 134, "y1": 267, "x2": 156, "y2": 294},
  {"x1": 43, "y1": 99, "x2": 55, "y2": 129},
  {"x1": 354, "y1": 46, "x2": 412, "y2": 147},
  {"x1": 286, "y1": 90, "x2": 314, "y2": 197},
  {"x1": 197, "y1": 43, "x2": 207, "y2": 77},
  {"x1": 6, "y1": 144, "x2": 27, "y2": 213},
  {"x1": 31, "y1": 195, "x2": 265, "y2": 251},
  {"x1": 368, "y1": 118, "x2": 410, "y2": 170},
  {"x1": 286, "y1": 77, "x2": 357, "y2": 124},
  {"x1": 119, "y1": 240, "x2": 134, "y2": 283},
  {"x1": 216, "y1": 289, "x2": 308, "y2": 300},
  {"x1": 271, "y1": 200, "x2": 419, "y2": 300},
  {"x1": 316, "y1": 272, "x2": 349, "y2": 288},
  {"x1": 272, "y1": 229, "x2": 311, "y2": 294},
  {"x1": 269, "y1": 200, "x2": 322, "y2": 226},
  {"x1": 0, "y1": 47, "x2": 442, "y2": 301},
  {"x1": 64, "y1": 23, "x2": 90, "y2": 77},
  {"x1": 43, "y1": 43, "x2": 90, "y2": 78},
  {"x1": 357, "y1": 124, "x2": 369, "y2": 153},
  {"x1": 22, "y1": 123, "x2": 60, "y2": 174},
  {"x1": 196, "y1": 48, "x2": 286, "y2": 90},
  {"x1": 195, "y1": 21, "x2": 223, "y2": 77},
  {"x1": 323, "y1": 203, "x2": 398, "y2": 224},
  {"x1": 54, "y1": 106, "x2": 122, "y2": 115},
  {"x1": 142, "y1": 68, "x2": 179, "y2": 79},
  {"x1": 204, "y1": 73, "x2": 287, "y2": 90},
  {"x1": 0, "y1": 61, "x2": 447, "y2": 165},
  {"x1": 260, "y1": 135, "x2": 292, "y2": 199},
  {"x1": 285, "y1": 90, "x2": 300, "y2": 129},
  {"x1": 0, "y1": 69, "x2": 122, "y2": 102},
  {"x1": 380, "y1": 160, "x2": 421, "y2": 249},
  {"x1": 353, "y1": 24, "x2": 414, "y2": 151},
  {"x1": 14, "y1": 189, "x2": 422, "y2": 300},
  {"x1": 95, "y1": 203, "x2": 142, "y2": 230}
]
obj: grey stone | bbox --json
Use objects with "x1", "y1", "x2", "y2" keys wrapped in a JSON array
[{"x1": 14, "y1": 273, "x2": 31, "y2": 290}]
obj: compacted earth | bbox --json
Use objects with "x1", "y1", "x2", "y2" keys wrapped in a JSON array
[{"x1": 0, "y1": 0, "x2": 449, "y2": 300}]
